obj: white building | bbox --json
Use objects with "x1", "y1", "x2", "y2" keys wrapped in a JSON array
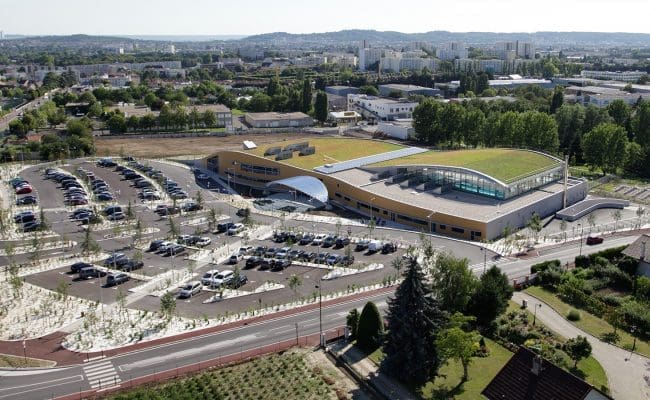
[
  {"x1": 454, "y1": 59, "x2": 505, "y2": 74},
  {"x1": 495, "y1": 41, "x2": 535, "y2": 60},
  {"x1": 377, "y1": 119, "x2": 415, "y2": 140},
  {"x1": 347, "y1": 94, "x2": 419, "y2": 121},
  {"x1": 380, "y1": 51, "x2": 437, "y2": 73},
  {"x1": 358, "y1": 42, "x2": 383, "y2": 71},
  {"x1": 580, "y1": 70, "x2": 646, "y2": 82},
  {"x1": 436, "y1": 42, "x2": 468, "y2": 61}
]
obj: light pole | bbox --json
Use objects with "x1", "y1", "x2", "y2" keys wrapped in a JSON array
[
  {"x1": 578, "y1": 223, "x2": 584, "y2": 256},
  {"x1": 427, "y1": 211, "x2": 435, "y2": 233},
  {"x1": 369, "y1": 197, "x2": 376, "y2": 223},
  {"x1": 481, "y1": 247, "x2": 487, "y2": 274},
  {"x1": 532, "y1": 303, "x2": 542, "y2": 326},
  {"x1": 315, "y1": 280, "x2": 323, "y2": 348}
]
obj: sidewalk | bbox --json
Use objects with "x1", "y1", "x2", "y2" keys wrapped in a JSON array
[
  {"x1": 0, "y1": 285, "x2": 396, "y2": 368},
  {"x1": 329, "y1": 341, "x2": 416, "y2": 400},
  {"x1": 513, "y1": 291, "x2": 650, "y2": 400}
]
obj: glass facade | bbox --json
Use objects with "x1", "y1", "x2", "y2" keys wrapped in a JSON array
[{"x1": 380, "y1": 164, "x2": 563, "y2": 200}]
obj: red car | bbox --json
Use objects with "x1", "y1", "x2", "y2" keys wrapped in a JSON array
[
  {"x1": 586, "y1": 236, "x2": 604, "y2": 245},
  {"x1": 15, "y1": 185, "x2": 33, "y2": 194},
  {"x1": 68, "y1": 198, "x2": 88, "y2": 206}
]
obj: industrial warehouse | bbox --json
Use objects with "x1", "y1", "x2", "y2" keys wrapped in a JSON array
[{"x1": 201, "y1": 137, "x2": 587, "y2": 241}]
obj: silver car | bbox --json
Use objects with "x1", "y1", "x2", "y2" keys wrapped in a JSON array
[{"x1": 178, "y1": 281, "x2": 202, "y2": 298}]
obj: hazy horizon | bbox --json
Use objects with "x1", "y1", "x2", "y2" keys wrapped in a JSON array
[{"x1": 3, "y1": 0, "x2": 650, "y2": 36}]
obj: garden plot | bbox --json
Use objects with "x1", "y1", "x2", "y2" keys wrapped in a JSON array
[{"x1": 0, "y1": 280, "x2": 93, "y2": 340}]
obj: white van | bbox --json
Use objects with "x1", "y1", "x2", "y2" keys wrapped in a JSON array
[{"x1": 367, "y1": 240, "x2": 384, "y2": 253}]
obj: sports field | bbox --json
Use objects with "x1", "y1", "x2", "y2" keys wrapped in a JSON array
[
  {"x1": 250, "y1": 137, "x2": 404, "y2": 170},
  {"x1": 371, "y1": 148, "x2": 560, "y2": 183}
]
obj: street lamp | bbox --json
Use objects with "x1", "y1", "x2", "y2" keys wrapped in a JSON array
[
  {"x1": 315, "y1": 280, "x2": 323, "y2": 348},
  {"x1": 369, "y1": 197, "x2": 376, "y2": 223},
  {"x1": 481, "y1": 247, "x2": 487, "y2": 274},
  {"x1": 578, "y1": 223, "x2": 584, "y2": 256},
  {"x1": 427, "y1": 211, "x2": 435, "y2": 234},
  {"x1": 532, "y1": 303, "x2": 542, "y2": 326}
]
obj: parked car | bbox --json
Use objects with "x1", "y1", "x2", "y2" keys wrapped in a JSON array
[
  {"x1": 149, "y1": 240, "x2": 166, "y2": 251},
  {"x1": 79, "y1": 267, "x2": 107, "y2": 280},
  {"x1": 334, "y1": 237, "x2": 350, "y2": 248},
  {"x1": 228, "y1": 274, "x2": 248, "y2": 289},
  {"x1": 367, "y1": 240, "x2": 384, "y2": 254},
  {"x1": 326, "y1": 254, "x2": 341, "y2": 265},
  {"x1": 196, "y1": 237, "x2": 212, "y2": 247},
  {"x1": 355, "y1": 240, "x2": 370, "y2": 252},
  {"x1": 182, "y1": 202, "x2": 202, "y2": 212},
  {"x1": 312, "y1": 234, "x2": 327, "y2": 246},
  {"x1": 235, "y1": 208, "x2": 248, "y2": 217},
  {"x1": 107, "y1": 212, "x2": 125, "y2": 221},
  {"x1": 212, "y1": 270, "x2": 234, "y2": 287},
  {"x1": 70, "y1": 261, "x2": 93, "y2": 273},
  {"x1": 104, "y1": 253, "x2": 128, "y2": 268},
  {"x1": 178, "y1": 281, "x2": 202, "y2": 298},
  {"x1": 259, "y1": 258, "x2": 274, "y2": 270},
  {"x1": 201, "y1": 269, "x2": 220, "y2": 286},
  {"x1": 340, "y1": 255, "x2": 355, "y2": 266},
  {"x1": 106, "y1": 273, "x2": 129, "y2": 286},
  {"x1": 15, "y1": 185, "x2": 33, "y2": 194},
  {"x1": 16, "y1": 196, "x2": 38, "y2": 205},
  {"x1": 227, "y1": 223, "x2": 245, "y2": 236},
  {"x1": 245, "y1": 256, "x2": 262, "y2": 269},
  {"x1": 586, "y1": 236, "x2": 604, "y2": 245},
  {"x1": 238, "y1": 246, "x2": 254, "y2": 255},
  {"x1": 96, "y1": 193, "x2": 114, "y2": 202},
  {"x1": 253, "y1": 245, "x2": 268, "y2": 256},
  {"x1": 299, "y1": 234, "x2": 314, "y2": 245},
  {"x1": 104, "y1": 205, "x2": 122, "y2": 215},
  {"x1": 271, "y1": 258, "x2": 291, "y2": 271},
  {"x1": 381, "y1": 242, "x2": 398, "y2": 254},
  {"x1": 177, "y1": 234, "x2": 193, "y2": 244},
  {"x1": 215, "y1": 222, "x2": 235, "y2": 233},
  {"x1": 22, "y1": 221, "x2": 41, "y2": 232},
  {"x1": 322, "y1": 235, "x2": 337, "y2": 248},
  {"x1": 122, "y1": 260, "x2": 144, "y2": 272},
  {"x1": 157, "y1": 241, "x2": 175, "y2": 253},
  {"x1": 14, "y1": 211, "x2": 35, "y2": 223},
  {"x1": 228, "y1": 253, "x2": 243, "y2": 264},
  {"x1": 166, "y1": 244, "x2": 186, "y2": 256}
]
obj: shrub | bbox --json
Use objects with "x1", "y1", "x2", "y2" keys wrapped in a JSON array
[
  {"x1": 588, "y1": 245, "x2": 626, "y2": 264},
  {"x1": 537, "y1": 266, "x2": 563, "y2": 289},
  {"x1": 574, "y1": 255, "x2": 590, "y2": 268},
  {"x1": 617, "y1": 256, "x2": 639, "y2": 276},
  {"x1": 636, "y1": 276, "x2": 650, "y2": 302},
  {"x1": 596, "y1": 293, "x2": 624, "y2": 307},
  {"x1": 567, "y1": 309, "x2": 581, "y2": 321},
  {"x1": 356, "y1": 301, "x2": 384, "y2": 353},
  {"x1": 618, "y1": 299, "x2": 650, "y2": 338},
  {"x1": 600, "y1": 331, "x2": 620, "y2": 344},
  {"x1": 531, "y1": 259, "x2": 561, "y2": 274}
]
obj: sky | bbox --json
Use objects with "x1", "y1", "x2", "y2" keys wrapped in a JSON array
[{"x1": 3, "y1": 0, "x2": 650, "y2": 36}]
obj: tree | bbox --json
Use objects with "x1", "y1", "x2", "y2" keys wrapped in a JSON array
[
  {"x1": 300, "y1": 79, "x2": 313, "y2": 114},
  {"x1": 581, "y1": 122, "x2": 629, "y2": 175},
  {"x1": 188, "y1": 107, "x2": 201, "y2": 131},
  {"x1": 550, "y1": 86, "x2": 564, "y2": 114},
  {"x1": 288, "y1": 274, "x2": 302, "y2": 301},
  {"x1": 126, "y1": 200, "x2": 134, "y2": 220},
  {"x1": 382, "y1": 258, "x2": 446, "y2": 385},
  {"x1": 467, "y1": 265, "x2": 513, "y2": 329},
  {"x1": 167, "y1": 216, "x2": 179, "y2": 238},
  {"x1": 527, "y1": 212, "x2": 542, "y2": 243},
  {"x1": 565, "y1": 336, "x2": 592, "y2": 368},
  {"x1": 314, "y1": 91, "x2": 328, "y2": 123},
  {"x1": 80, "y1": 226, "x2": 100, "y2": 256},
  {"x1": 207, "y1": 208, "x2": 218, "y2": 232},
  {"x1": 194, "y1": 190, "x2": 204, "y2": 210},
  {"x1": 160, "y1": 291, "x2": 176, "y2": 320},
  {"x1": 356, "y1": 301, "x2": 384, "y2": 354},
  {"x1": 632, "y1": 101, "x2": 650, "y2": 148},
  {"x1": 346, "y1": 308, "x2": 360, "y2": 340},
  {"x1": 606, "y1": 99, "x2": 631, "y2": 128},
  {"x1": 39, "y1": 207, "x2": 49, "y2": 231},
  {"x1": 588, "y1": 213, "x2": 597, "y2": 233},
  {"x1": 430, "y1": 253, "x2": 477, "y2": 314},
  {"x1": 436, "y1": 313, "x2": 479, "y2": 382},
  {"x1": 202, "y1": 110, "x2": 217, "y2": 128},
  {"x1": 612, "y1": 209, "x2": 622, "y2": 231}
]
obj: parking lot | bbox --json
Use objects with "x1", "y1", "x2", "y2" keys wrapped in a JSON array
[{"x1": 4, "y1": 156, "x2": 490, "y2": 319}]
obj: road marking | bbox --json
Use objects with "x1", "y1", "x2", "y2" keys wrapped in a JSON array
[{"x1": 83, "y1": 360, "x2": 121, "y2": 389}]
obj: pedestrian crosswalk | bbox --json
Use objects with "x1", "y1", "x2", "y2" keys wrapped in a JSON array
[{"x1": 83, "y1": 360, "x2": 121, "y2": 389}]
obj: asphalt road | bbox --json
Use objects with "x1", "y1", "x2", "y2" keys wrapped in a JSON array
[{"x1": 0, "y1": 237, "x2": 636, "y2": 400}]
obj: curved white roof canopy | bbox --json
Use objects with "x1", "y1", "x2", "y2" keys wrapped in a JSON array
[{"x1": 266, "y1": 176, "x2": 328, "y2": 203}]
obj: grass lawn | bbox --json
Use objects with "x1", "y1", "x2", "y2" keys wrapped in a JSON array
[
  {"x1": 0, "y1": 354, "x2": 56, "y2": 368},
  {"x1": 371, "y1": 148, "x2": 560, "y2": 183},
  {"x1": 525, "y1": 286, "x2": 650, "y2": 357},
  {"x1": 421, "y1": 338, "x2": 512, "y2": 400},
  {"x1": 231, "y1": 108, "x2": 246, "y2": 116},
  {"x1": 249, "y1": 137, "x2": 404, "y2": 170}
]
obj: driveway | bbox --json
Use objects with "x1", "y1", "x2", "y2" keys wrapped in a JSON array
[{"x1": 513, "y1": 292, "x2": 650, "y2": 400}]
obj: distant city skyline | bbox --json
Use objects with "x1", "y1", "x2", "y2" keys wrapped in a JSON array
[{"x1": 3, "y1": 0, "x2": 650, "y2": 36}]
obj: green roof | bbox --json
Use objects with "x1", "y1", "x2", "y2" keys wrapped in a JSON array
[
  {"x1": 248, "y1": 138, "x2": 405, "y2": 170},
  {"x1": 370, "y1": 148, "x2": 561, "y2": 183}
]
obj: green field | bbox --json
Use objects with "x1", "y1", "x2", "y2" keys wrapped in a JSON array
[
  {"x1": 371, "y1": 148, "x2": 560, "y2": 183},
  {"x1": 109, "y1": 350, "x2": 343, "y2": 400},
  {"x1": 249, "y1": 138, "x2": 404, "y2": 170},
  {"x1": 525, "y1": 286, "x2": 650, "y2": 357},
  {"x1": 0, "y1": 354, "x2": 56, "y2": 368}
]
